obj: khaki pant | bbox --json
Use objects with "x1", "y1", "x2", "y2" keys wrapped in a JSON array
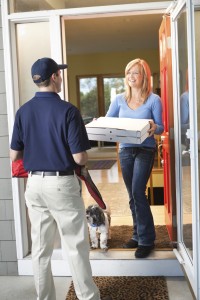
[{"x1": 25, "y1": 173, "x2": 100, "y2": 300}]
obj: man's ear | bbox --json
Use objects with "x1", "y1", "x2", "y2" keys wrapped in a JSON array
[{"x1": 51, "y1": 73, "x2": 57, "y2": 81}]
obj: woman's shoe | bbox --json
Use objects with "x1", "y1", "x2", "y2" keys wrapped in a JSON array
[
  {"x1": 135, "y1": 245, "x2": 154, "y2": 258},
  {"x1": 123, "y1": 239, "x2": 138, "y2": 248}
]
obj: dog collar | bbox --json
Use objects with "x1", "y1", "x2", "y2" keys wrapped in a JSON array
[{"x1": 91, "y1": 224, "x2": 98, "y2": 227}]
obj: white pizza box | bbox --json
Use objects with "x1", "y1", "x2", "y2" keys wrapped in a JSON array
[{"x1": 85, "y1": 117, "x2": 151, "y2": 144}]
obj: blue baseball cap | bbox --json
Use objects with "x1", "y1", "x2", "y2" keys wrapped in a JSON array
[{"x1": 31, "y1": 57, "x2": 68, "y2": 83}]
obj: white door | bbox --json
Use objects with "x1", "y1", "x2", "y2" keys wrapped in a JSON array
[{"x1": 170, "y1": 0, "x2": 200, "y2": 298}]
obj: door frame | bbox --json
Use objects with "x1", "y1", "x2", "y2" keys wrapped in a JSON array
[
  {"x1": 2, "y1": 0, "x2": 182, "y2": 276},
  {"x1": 170, "y1": 0, "x2": 200, "y2": 298},
  {"x1": 1, "y1": 2, "x2": 64, "y2": 261}
]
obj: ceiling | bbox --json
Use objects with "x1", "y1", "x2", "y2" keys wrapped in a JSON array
[{"x1": 64, "y1": 13, "x2": 164, "y2": 55}]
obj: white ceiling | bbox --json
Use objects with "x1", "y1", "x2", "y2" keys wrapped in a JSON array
[{"x1": 64, "y1": 14, "x2": 163, "y2": 54}]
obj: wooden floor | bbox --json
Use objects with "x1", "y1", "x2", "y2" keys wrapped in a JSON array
[{"x1": 82, "y1": 156, "x2": 165, "y2": 227}]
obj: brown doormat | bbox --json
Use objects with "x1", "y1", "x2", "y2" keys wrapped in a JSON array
[
  {"x1": 108, "y1": 225, "x2": 173, "y2": 249},
  {"x1": 66, "y1": 276, "x2": 169, "y2": 300},
  {"x1": 87, "y1": 160, "x2": 116, "y2": 170}
]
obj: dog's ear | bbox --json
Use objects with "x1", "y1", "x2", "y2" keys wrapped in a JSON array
[
  {"x1": 100, "y1": 211, "x2": 105, "y2": 224},
  {"x1": 86, "y1": 205, "x2": 92, "y2": 212},
  {"x1": 94, "y1": 207, "x2": 105, "y2": 225}
]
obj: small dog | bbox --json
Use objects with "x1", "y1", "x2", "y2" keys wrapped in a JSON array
[{"x1": 86, "y1": 204, "x2": 111, "y2": 251}]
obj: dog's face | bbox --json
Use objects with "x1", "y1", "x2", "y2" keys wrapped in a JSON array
[{"x1": 86, "y1": 205, "x2": 105, "y2": 227}]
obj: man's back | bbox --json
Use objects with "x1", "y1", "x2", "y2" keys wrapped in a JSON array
[{"x1": 11, "y1": 91, "x2": 90, "y2": 171}]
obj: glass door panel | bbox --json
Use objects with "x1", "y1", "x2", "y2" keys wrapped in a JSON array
[
  {"x1": 194, "y1": 11, "x2": 200, "y2": 203},
  {"x1": 172, "y1": 0, "x2": 200, "y2": 297},
  {"x1": 177, "y1": 10, "x2": 193, "y2": 259}
]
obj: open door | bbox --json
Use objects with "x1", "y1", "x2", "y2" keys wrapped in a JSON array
[
  {"x1": 170, "y1": 0, "x2": 200, "y2": 298},
  {"x1": 159, "y1": 15, "x2": 177, "y2": 241}
]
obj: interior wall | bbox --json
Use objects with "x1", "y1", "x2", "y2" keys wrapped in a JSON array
[{"x1": 67, "y1": 48, "x2": 160, "y2": 107}]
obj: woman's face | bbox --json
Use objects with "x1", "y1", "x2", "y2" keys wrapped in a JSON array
[{"x1": 126, "y1": 64, "x2": 143, "y2": 89}]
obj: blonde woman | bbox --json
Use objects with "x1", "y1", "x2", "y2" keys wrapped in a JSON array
[{"x1": 106, "y1": 58, "x2": 164, "y2": 258}]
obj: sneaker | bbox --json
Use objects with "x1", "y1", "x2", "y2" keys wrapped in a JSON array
[
  {"x1": 123, "y1": 239, "x2": 138, "y2": 248},
  {"x1": 135, "y1": 245, "x2": 154, "y2": 258},
  {"x1": 101, "y1": 296, "x2": 113, "y2": 300}
]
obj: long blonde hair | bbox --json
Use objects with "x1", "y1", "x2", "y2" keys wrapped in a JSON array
[{"x1": 124, "y1": 58, "x2": 152, "y2": 102}]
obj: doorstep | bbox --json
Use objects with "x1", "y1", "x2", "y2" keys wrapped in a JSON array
[{"x1": 18, "y1": 249, "x2": 183, "y2": 277}]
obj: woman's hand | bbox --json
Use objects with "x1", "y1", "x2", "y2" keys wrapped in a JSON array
[{"x1": 148, "y1": 120, "x2": 157, "y2": 137}]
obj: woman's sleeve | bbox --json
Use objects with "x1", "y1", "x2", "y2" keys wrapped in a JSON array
[
  {"x1": 180, "y1": 93, "x2": 189, "y2": 133},
  {"x1": 105, "y1": 96, "x2": 120, "y2": 117},
  {"x1": 152, "y1": 96, "x2": 164, "y2": 135},
  {"x1": 180, "y1": 93, "x2": 189, "y2": 125}
]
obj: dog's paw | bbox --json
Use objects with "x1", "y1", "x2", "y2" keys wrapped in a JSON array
[
  {"x1": 100, "y1": 246, "x2": 109, "y2": 252},
  {"x1": 90, "y1": 245, "x2": 98, "y2": 250}
]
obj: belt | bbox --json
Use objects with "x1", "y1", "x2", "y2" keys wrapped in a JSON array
[{"x1": 30, "y1": 171, "x2": 74, "y2": 176}]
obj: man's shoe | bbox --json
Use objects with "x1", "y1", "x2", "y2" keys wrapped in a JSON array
[
  {"x1": 123, "y1": 239, "x2": 138, "y2": 248},
  {"x1": 101, "y1": 296, "x2": 112, "y2": 300},
  {"x1": 135, "y1": 245, "x2": 154, "y2": 258}
]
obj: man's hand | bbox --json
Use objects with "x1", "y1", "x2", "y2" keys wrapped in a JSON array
[{"x1": 73, "y1": 151, "x2": 88, "y2": 166}]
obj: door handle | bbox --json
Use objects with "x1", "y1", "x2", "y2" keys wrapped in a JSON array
[
  {"x1": 182, "y1": 149, "x2": 191, "y2": 155},
  {"x1": 158, "y1": 139, "x2": 164, "y2": 167}
]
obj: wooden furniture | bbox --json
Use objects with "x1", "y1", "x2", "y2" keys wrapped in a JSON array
[{"x1": 147, "y1": 135, "x2": 164, "y2": 205}]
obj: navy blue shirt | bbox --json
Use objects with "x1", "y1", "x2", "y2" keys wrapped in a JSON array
[{"x1": 10, "y1": 92, "x2": 91, "y2": 171}]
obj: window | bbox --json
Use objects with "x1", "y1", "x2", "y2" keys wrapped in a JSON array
[
  {"x1": 77, "y1": 74, "x2": 125, "y2": 125},
  {"x1": 103, "y1": 77, "x2": 125, "y2": 113},
  {"x1": 78, "y1": 77, "x2": 98, "y2": 125}
]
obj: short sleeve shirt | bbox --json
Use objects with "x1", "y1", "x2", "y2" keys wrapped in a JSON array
[{"x1": 10, "y1": 92, "x2": 91, "y2": 171}]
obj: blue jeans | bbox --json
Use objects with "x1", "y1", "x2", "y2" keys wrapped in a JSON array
[{"x1": 119, "y1": 147, "x2": 156, "y2": 246}]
